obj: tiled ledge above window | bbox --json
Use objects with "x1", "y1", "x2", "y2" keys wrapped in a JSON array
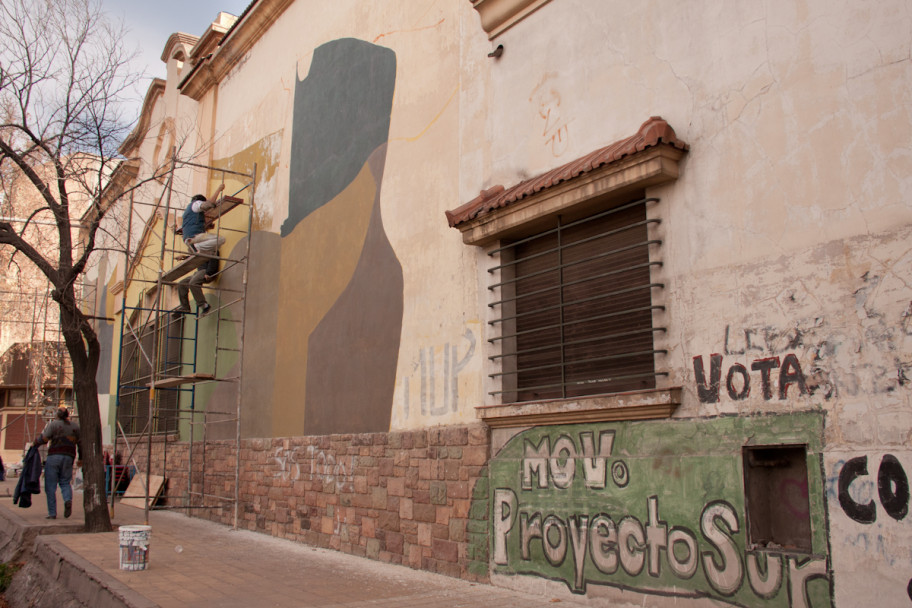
[
  {"x1": 476, "y1": 387, "x2": 681, "y2": 428},
  {"x1": 447, "y1": 117, "x2": 689, "y2": 246},
  {"x1": 470, "y1": 0, "x2": 553, "y2": 40}
]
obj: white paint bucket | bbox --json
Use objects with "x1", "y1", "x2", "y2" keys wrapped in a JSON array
[{"x1": 118, "y1": 525, "x2": 151, "y2": 571}]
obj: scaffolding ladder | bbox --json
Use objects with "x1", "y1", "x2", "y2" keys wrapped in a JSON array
[{"x1": 113, "y1": 157, "x2": 255, "y2": 528}]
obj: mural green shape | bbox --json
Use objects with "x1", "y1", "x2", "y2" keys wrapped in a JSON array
[{"x1": 489, "y1": 413, "x2": 832, "y2": 607}]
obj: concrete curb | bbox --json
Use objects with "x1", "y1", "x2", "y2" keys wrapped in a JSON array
[
  {"x1": 0, "y1": 504, "x2": 157, "y2": 608},
  {"x1": 0, "y1": 505, "x2": 82, "y2": 562},
  {"x1": 32, "y1": 537, "x2": 159, "y2": 608}
]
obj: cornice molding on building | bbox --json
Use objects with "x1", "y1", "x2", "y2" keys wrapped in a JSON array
[
  {"x1": 178, "y1": 57, "x2": 217, "y2": 101},
  {"x1": 78, "y1": 159, "x2": 140, "y2": 247},
  {"x1": 188, "y1": 17, "x2": 235, "y2": 62},
  {"x1": 118, "y1": 79, "x2": 166, "y2": 157},
  {"x1": 179, "y1": 0, "x2": 294, "y2": 101},
  {"x1": 160, "y1": 32, "x2": 199, "y2": 63},
  {"x1": 470, "y1": 0, "x2": 553, "y2": 39}
]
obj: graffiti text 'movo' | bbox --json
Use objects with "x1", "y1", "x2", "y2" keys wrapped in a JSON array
[
  {"x1": 522, "y1": 431, "x2": 622, "y2": 490},
  {"x1": 494, "y1": 492, "x2": 828, "y2": 606}
]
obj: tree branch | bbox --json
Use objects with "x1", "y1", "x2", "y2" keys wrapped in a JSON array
[{"x1": 0, "y1": 220, "x2": 58, "y2": 286}]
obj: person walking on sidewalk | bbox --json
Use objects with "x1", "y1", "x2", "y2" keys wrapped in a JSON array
[{"x1": 33, "y1": 407, "x2": 81, "y2": 519}]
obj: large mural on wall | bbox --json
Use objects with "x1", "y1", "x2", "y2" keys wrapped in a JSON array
[
  {"x1": 490, "y1": 413, "x2": 832, "y2": 607},
  {"x1": 271, "y1": 38, "x2": 402, "y2": 436},
  {"x1": 191, "y1": 133, "x2": 282, "y2": 441},
  {"x1": 129, "y1": 38, "x2": 403, "y2": 440}
]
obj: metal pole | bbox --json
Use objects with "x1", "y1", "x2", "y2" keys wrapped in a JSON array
[
  {"x1": 23, "y1": 292, "x2": 38, "y2": 445},
  {"x1": 233, "y1": 163, "x2": 255, "y2": 529},
  {"x1": 144, "y1": 153, "x2": 178, "y2": 524}
]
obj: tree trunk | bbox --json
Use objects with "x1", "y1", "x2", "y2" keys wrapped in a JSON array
[
  {"x1": 58, "y1": 297, "x2": 112, "y2": 533},
  {"x1": 72, "y1": 354, "x2": 112, "y2": 532}
]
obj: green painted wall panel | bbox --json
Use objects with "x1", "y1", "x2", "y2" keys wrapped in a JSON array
[{"x1": 489, "y1": 412, "x2": 831, "y2": 607}]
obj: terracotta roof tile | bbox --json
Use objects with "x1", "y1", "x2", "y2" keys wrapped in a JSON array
[{"x1": 446, "y1": 116, "x2": 688, "y2": 228}]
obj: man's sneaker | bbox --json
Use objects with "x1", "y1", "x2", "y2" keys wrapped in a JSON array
[
  {"x1": 45, "y1": 515, "x2": 56, "y2": 519},
  {"x1": 64, "y1": 501, "x2": 72, "y2": 519},
  {"x1": 198, "y1": 302, "x2": 211, "y2": 315},
  {"x1": 172, "y1": 306, "x2": 191, "y2": 316}
]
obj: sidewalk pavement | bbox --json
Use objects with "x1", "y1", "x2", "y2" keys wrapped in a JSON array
[{"x1": 0, "y1": 479, "x2": 586, "y2": 608}]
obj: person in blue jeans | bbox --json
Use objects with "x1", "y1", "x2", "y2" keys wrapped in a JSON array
[{"x1": 33, "y1": 407, "x2": 81, "y2": 519}]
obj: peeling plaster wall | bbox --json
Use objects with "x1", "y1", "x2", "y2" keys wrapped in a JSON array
[
  {"x1": 462, "y1": 1, "x2": 912, "y2": 605},
  {"x1": 106, "y1": 0, "x2": 912, "y2": 603}
]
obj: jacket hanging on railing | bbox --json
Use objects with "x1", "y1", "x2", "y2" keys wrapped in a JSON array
[{"x1": 13, "y1": 446, "x2": 42, "y2": 508}]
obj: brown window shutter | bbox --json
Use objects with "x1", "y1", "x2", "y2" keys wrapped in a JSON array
[{"x1": 489, "y1": 197, "x2": 664, "y2": 403}]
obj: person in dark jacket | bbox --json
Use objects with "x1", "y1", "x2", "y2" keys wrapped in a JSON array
[
  {"x1": 13, "y1": 445, "x2": 42, "y2": 509},
  {"x1": 33, "y1": 407, "x2": 81, "y2": 519}
]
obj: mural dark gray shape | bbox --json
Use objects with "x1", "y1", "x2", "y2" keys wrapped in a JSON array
[{"x1": 282, "y1": 38, "x2": 396, "y2": 236}]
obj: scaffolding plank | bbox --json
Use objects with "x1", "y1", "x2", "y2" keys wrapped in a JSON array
[
  {"x1": 120, "y1": 473, "x2": 165, "y2": 508},
  {"x1": 160, "y1": 253, "x2": 208, "y2": 282},
  {"x1": 149, "y1": 373, "x2": 216, "y2": 388}
]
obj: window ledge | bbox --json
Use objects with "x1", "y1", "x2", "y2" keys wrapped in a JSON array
[
  {"x1": 476, "y1": 387, "x2": 681, "y2": 428},
  {"x1": 457, "y1": 146, "x2": 684, "y2": 246}
]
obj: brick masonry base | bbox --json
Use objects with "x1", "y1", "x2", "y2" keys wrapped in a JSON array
[{"x1": 118, "y1": 423, "x2": 491, "y2": 582}]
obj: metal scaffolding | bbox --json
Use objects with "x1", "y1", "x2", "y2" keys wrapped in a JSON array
[{"x1": 113, "y1": 157, "x2": 254, "y2": 527}]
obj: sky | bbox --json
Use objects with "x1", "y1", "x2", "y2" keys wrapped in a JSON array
[{"x1": 100, "y1": 0, "x2": 252, "y2": 117}]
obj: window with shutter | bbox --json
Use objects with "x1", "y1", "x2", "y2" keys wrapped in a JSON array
[
  {"x1": 447, "y1": 117, "x2": 688, "y2": 424},
  {"x1": 489, "y1": 197, "x2": 665, "y2": 403},
  {"x1": 117, "y1": 313, "x2": 183, "y2": 435}
]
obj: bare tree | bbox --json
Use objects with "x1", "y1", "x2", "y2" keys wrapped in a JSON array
[{"x1": 0, "y1": 0, "x2": 146, "y2": 531}]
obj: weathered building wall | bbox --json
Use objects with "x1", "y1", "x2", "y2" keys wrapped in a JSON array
[
  {"x1": 104, "y1": 1, "x2": 912, "y2": 606},
  {"x1": 99, "y1": 30, "x2": 214, "y2": 438},
  {"x1": 452, "y1": 1, "x2": 911, "y2": 606}
]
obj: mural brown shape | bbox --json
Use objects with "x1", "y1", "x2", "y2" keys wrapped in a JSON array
[{"x1": 195, "y1": 231, "x2": 281, "y2": 441}]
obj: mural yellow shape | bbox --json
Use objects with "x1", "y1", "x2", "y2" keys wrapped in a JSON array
[
  {"x1": 211, "y1": 130, "x2": 282, "y2": 232},
  {"x1": 272, "y1": 159, "x2": 379, "y2": 435}
]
